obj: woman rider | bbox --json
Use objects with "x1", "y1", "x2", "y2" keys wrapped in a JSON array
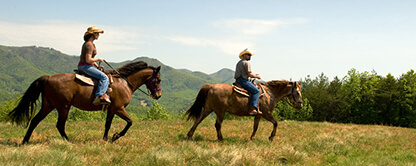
[{"x1": 78, "y1": 26, "x2": 111, "y2": 105}]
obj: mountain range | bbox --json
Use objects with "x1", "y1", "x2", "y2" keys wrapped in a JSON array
[{"x1": 0, "y1": 45, "x2": 235, "y2": 112}]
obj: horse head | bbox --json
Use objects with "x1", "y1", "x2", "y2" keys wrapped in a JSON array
[
  {"x1": 287, "y1": 82, "x2": 303, "y2": 109},
  {"x1": 144, "y1": 66, "x2": 162, "y2": 99}
]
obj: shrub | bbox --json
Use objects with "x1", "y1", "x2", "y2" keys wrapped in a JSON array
[{"x1": 145, "y1": 101, "x2": 172, "y2": 120}]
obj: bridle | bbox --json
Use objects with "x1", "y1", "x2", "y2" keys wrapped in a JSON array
[
  {"x1": 142, "y1": 69, "x2": 161, "y2": 97},
  {"x1": 284, "y1": 82, "x2": 303, "y2": 107},
  {"x1": 102, "y1": 60, "x2": 160, "y2": 98}
]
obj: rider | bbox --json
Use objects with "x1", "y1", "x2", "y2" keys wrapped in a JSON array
[
  {"x1": 234, "y1": 48, "x2": 262, "y2": 115},
  {"x1": 78, "y1": 26, "x2": 111, "y2": 105}
]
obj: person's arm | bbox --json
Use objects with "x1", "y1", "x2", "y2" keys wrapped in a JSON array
[
  {"x1": 248, "y1": 72, "x2": 261, "y2": 79},
  {"x1": 84, "y1": 43, "x2": 104, "y2": 66},
  {"x1": 245, "y1": 61, "x2": 261, "y2": 79}
]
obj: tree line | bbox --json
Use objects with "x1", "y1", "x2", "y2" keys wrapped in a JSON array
[
  {"x1": 1, "y1": 68, "x2": 416, "y2": 128},
  {"x1": 297, "y1": 68, "x2": 416, "y2": 128}
]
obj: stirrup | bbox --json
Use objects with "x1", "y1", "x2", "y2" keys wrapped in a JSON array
[{"x1": 93, "y1": 97, "x2": 111, "y2": 105}]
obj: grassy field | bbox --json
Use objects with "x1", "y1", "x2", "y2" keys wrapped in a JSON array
[{"x1": 0, "y1": 119, "x2": 415, "y2": 165}]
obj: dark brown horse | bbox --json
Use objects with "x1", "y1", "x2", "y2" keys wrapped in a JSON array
[
  {"x1": 186, "y1": 80, "x2": 303, "y2": 142},
  {"x1": 8, "y1": 61, "x2": 161, "y2": 144}
]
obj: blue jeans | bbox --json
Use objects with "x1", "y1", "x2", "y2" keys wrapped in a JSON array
[
  {"x1": 78, "y1": 65, "x2": 109, "y2": 97},
  {"x1": 236, "y1": 77, "x2": 260, "y2": 108}
]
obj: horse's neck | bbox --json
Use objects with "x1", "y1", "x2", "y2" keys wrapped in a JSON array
[
  {"x1": 267, "y1": 83, "x2": 291, "y2": 103},
  {"x1": 126, "y1": 68, "x2": 152, "y2": 92}
]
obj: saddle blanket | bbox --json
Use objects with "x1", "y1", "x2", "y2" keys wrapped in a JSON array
[
  {"x1": 233, "y1": 83, "x2": 264, "y2": 97},
  {"x1": 75, "y1": 74, "x2": 94, "y2": 86}
]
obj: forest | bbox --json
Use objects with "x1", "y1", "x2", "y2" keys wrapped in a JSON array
[{"x1": 298, "y1": 68, "x2": 416, "y2": 128}]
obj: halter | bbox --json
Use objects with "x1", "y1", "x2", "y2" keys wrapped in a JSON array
[
  {"x1": 131, "y1": 67, "x2": 161, "y2": 98},
  {"x1": 142, "y1": 69, "x2": 161, "y2": 96},
  {"x1": 285, "y1": 82, "x2": 303, "y2": 107}
]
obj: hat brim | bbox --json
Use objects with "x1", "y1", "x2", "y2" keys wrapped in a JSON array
[
  {"x1": 239, "y1": 52, "x2": 253, "y2": 59},
  {"x1": 93, "y1": 29, "x2": 104, "y2": 34}
]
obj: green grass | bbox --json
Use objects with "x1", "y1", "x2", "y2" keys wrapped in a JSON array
[{"x1": 0, "y1": 119, "x2": 415, "y2": 165}]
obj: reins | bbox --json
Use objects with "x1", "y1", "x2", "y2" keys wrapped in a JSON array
[{"x1": 102, "y1": 60, "x2": 153, "y2": 97}]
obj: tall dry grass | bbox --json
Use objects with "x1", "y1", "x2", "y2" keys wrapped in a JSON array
[{"x1": 0, "y1": 119, "x2": 415, "y2": 165}]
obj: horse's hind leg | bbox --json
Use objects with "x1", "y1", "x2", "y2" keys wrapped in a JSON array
[
  {"x1": 215, "y1": 111, "x2": 226, "y2": 141},
  {"x1": 187, "y1": 109, "x2": 213, "y2": 140},
  {"x1": 250, "y1": 116, "x2": 261, "y2": 140},
  {"x1": 111, "y1": 107, "x2": 132, "y2": 142},
  {"x1": 56, "y1": 106, "x2": 70, "y2": 141},
  {"x1": 22, "y1": 103, "x2": 54, "y2": 144}
]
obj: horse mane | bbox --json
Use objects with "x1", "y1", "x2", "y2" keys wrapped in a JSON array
[
  {"x1": 110, "y1": 61, "x2": 156, "y2": 77},
  {"x1": 265, "y1": 80, "x2": 290, "y2": 89}
]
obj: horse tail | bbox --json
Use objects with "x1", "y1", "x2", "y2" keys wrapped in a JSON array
[
  {"x1": 186, "y1": 84, "x2": 212, "y2": 121},
  {"x1": 8, "y1": 75, "x2": 49, "y2": 127}
]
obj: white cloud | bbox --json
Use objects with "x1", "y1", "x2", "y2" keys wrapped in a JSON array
[
  {"x1": 165, "y1": 18, "x2": 307, "y2": 55},
  {"x1": 0, "y1": 21, "x2": 141, "y2": 55}
]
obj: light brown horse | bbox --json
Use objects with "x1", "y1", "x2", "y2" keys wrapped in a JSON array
[
  {"x1": 186, "y1": 80, "x2": 303, "y2": 142},
  {"x1": 8, "y1": 61, "x2": 161, "y2": 144}
]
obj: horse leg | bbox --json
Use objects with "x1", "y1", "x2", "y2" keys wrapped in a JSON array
[
  {"x1": 111, "y1": 107, "x2": 132, "y2": 142},
  {"x1": 56, "y1": 107, "x2": 70, "y2": 141},
  {"x1": 215, "y1": 111, "x2": 225, "y2": 141},
  {"x1": 250, "y1": 116, "x2": 261, "y2": 140},
  {"x1": 262, "y1": 114, "x2": 278, "y2": 142},
  {"x1": 22, "y1": 105, "x2": 54, "y2": 144},
  {"x1": 103, "y1": 110, "x2": 114, "y2": 141},
  {"x1": 186, "y1": 109, "x2": 213, "y2": 140}
]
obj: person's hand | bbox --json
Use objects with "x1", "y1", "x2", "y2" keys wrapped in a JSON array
[
  {"x1": 97, "y1": 58, "x2": 104, "y2": 62},
  {"x1": 98, "y1": 66, "x2": 105, "y2": 72},
  {"x1": 256, "y1": 74, "x2": 261, "y2": 79}
]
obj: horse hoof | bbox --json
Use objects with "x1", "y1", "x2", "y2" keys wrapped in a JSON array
[
  {"x1": 268, "y1": 137, "x2": 274, "y2": 142},
  {"x1": 112, "y1": 133, "x2": 121, "y2": 142}
]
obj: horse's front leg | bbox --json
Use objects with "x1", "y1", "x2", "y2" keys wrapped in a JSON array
[
  {"x1": 250, "y1": 116, "x2": 261, "y2": 140},
  {"x1": 262, "y1": 113, "x2": 278, "y2": 142},
  {"x1": 103, "y1": 110, "x2": 115, "y2": 141},
  {"x1": 112, "y1": 107, "x2": 132, "y2": 142}
]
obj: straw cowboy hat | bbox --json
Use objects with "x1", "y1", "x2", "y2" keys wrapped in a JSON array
[
  {"x1": 84, "y1": 26, "x2": 104, "y2": 37},
  {"x1": 239, "y1": 48, "x2": 253, "y2": 59}
]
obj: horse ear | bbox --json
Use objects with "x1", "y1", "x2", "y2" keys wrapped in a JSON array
[{"x1": 156, "y1": 66, "x2": 161, "y2": 73}]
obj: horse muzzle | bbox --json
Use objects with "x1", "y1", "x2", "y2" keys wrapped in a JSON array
[
  {"x1": 297, "y1": 102, "x2": 303, "y2": 110},
  {"x1": 153, "y1": 95, "x2": 161, "y2": 100},
  {"x1": 151, "y1": 92, "x2": 162, "y2": 100}
]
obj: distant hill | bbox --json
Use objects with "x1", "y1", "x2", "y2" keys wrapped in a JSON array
[
  {"x1": 210, "y1": 68, "x2": 235, "y2": 84},
  {"x1": 0, "y1": 45, "x2": 234, "y2": 112}
]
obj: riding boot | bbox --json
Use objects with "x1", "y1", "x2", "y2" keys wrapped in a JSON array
[
  {"x1": 100, "y1": 93, "x2": 111, "y2": 104},
  {"x1": 257, "y1": 107, "x2": 263, "y2": 115},
  {"x1": 248, "y1": 106, "x2": 258, "y2": 115},
  {"x1": 248, "y1": 106, "x2": 263, "y2": 116},
  {"x1": 93, "y1": 94, "x2": 111, "y2": 105}
]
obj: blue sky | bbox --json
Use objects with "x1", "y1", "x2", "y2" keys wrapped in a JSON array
[{"x1": 1, "y1": 0, "x2": 415, "y2": 81}]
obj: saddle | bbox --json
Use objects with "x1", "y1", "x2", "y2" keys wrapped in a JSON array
[
  {"x1": 74, "y1": 70, "x2": 114, "y2": 87},
  {"x1": 233, "y1": 82, "x2": 264, "y2": 97}
]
